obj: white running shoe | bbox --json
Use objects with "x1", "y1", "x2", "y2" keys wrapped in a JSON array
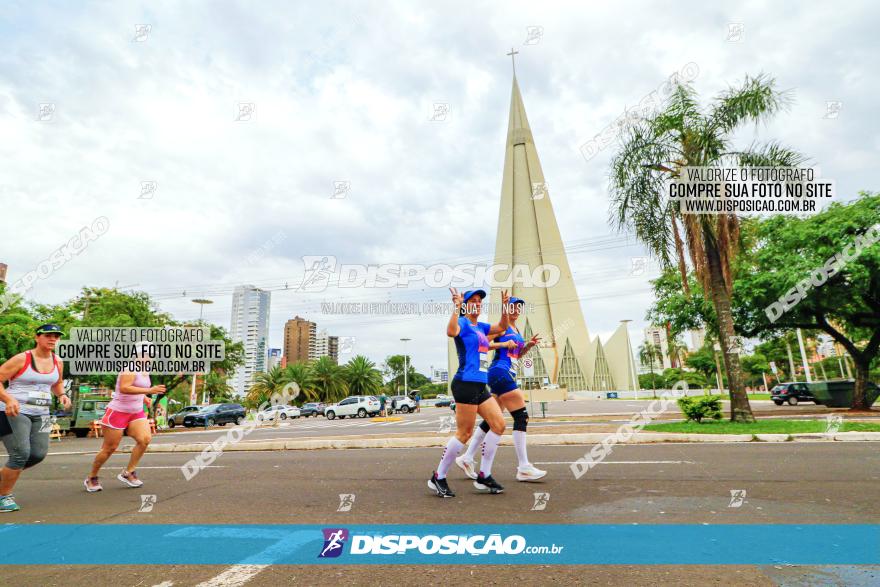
[
  {"x1": 455, "y1": 455, "x2": 478, "y2": 480},
  {"x1": 117, "y1": 470, "x2": 144, "y2": 488},
  {"x1": 516, "y1": 464, "x2": 547, "y2": 482}
]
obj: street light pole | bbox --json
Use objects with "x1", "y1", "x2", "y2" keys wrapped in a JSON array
[
  {"x1": 400, "y1": 338, "x2": 411, "y2": 396},
  {"x1": 621, "y1": 320, "x2": 638, "y2": 400},
  {"x1": 796, "y1": 328, "x2": 813, "y2": 383},
  {"x1": 192, "y1": 299, "x2": 214, "y2": 404},
  {"x1": 713, "y1": 342, "x2": 724, "y2": 395}
]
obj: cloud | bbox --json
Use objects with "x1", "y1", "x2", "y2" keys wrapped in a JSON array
[{"x1": 1, "y1": 0, "x2": 876, "y2": 375}]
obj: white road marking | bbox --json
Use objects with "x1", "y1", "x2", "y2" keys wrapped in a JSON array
[
  {"x1": 188, "y1": 528, "x2": 313, "y2": 587},
  {"x1": 194, "y1": 565, "x2": 268, "y2": 587},
  {"x1": 136, "y1": 465, "x2": 226, "y2": 469},
  {"x1": 151, "y1": 581, "x2": 174, "y2": 587},
  {"x1": 533, "y1": 460, "x2": 696, "y2": 465}
]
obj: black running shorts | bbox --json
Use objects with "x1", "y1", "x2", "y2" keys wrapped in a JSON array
[{"x1": 450, "y1": 379, "x2": 492, "y2": 405}]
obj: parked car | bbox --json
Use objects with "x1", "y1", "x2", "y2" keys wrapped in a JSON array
[
  {"x1": 257, "y1": 404, "x2": 301, "y2": 420},
  {"x1": 183, "y1": 403, "x2": 246, "y2": 427},
  {"x1": 770, "y1": 382, "x2": 817, "y2": 406},
  {"x1": 168, "y1": 405, "x2": 201, "y2": 428},
  {"x1": 299, "y1": 402, "x2": 324, "y2": 417},
  {"x1": 388, "y1": 395, "x2": 417, "y2": 414},
  {"x1": 434, "y1": 396, "x2": 453, "y2": 407},
  {"x1": 324, "y1": 396, "x2": 381, "y2": 420}
]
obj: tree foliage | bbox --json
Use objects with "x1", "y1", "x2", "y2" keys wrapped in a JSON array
[{"x1": 734, "y1": 193, "x2": 880, "y2": 408}]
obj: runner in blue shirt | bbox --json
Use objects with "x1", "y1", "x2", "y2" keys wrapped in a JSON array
[
  {"x1": 456, "y1": 296, "x2": 546, "y2": 482},
  {"x1": 428, "y1": 287, "x2": 510, "y2": 497}
]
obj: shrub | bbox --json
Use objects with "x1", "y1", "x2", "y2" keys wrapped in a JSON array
[{"x1": 678, "y1": 395, "x2": 723, "y2": 423}]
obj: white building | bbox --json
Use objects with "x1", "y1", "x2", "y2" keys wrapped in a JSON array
[
  {"x1": 448, "y1": 73, "x2": 638, "y2": 391},
  {"x1": 311, "y1": 329, "x2": 339, "y2": 363},
  {"x1": 642, "y1": 326, "x2": 674, "y2": 372},
  {"x1": 229, "y1": 285, "x2": 271, "y2": 396}
]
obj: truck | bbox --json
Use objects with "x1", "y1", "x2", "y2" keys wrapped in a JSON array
[{"x1": 52, "y1": 384, "x2": 112, "y2": 438}]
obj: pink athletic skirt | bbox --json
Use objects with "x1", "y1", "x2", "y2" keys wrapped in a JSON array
[{"x1": 101, "y1": 407, "x2": 147, "y2": 430}]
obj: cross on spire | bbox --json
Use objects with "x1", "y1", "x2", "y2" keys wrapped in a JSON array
[{"x1": 506, "y1": 47, "x2": 519, "y2": 75}]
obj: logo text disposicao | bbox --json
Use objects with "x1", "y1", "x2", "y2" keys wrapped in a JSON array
[{"x1": 348, "y1": 534, "x2": 549, "y2": 555}]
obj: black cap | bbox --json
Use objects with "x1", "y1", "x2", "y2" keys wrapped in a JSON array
[{"x1": 35, "y1": 324, "x2": 65, "y2": 336}]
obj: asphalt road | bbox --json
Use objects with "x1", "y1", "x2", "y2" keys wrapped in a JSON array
[
  {"x1": 2, "y1": 442, "x2": 878, "y2": 586},
  {"x1": 35, "y1": 398, "x2": 858, "y2": 453}
]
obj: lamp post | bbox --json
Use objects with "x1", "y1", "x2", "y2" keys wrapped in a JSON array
[
  {"x1": 713, "y1": 342, "x2": 724, "y2": 395},
  {"x1": 400, "y1": 338, "x2": 411, "y2": 396},
  {"x1": 796, "y1": 328, "x2": 812, "y2": 383},
  {"x1": 192, "y1": 298, "x2": 213, "y2": 322},
  {"x1": 620, "y1": 320, "x2": 639, "y2": 400},
  {"x1": 191, "y1": 299, "x2": 213, "y2": 404},
  {"x1": 644, "y1": 335, "x2": 658, "y2": 399}
]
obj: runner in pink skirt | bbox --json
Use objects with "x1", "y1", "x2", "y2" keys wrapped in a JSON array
[{"x1": 85, "y1": 343, "x2": 165, "y2": 491}]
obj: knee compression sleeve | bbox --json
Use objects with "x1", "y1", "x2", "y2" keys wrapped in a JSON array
[
  {"x1": 478, "y1": 419, "x2": 491, "y2": 433},
  {"x1": 512, "y1": 407, "x2": 529, "y2": 432}
]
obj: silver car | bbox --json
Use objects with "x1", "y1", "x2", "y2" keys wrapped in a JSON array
[{"x1": 168, "y1": 405, "x2": 201, "y2": 428}]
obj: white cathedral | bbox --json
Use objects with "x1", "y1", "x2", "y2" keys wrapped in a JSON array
[{"x1": 448, "y1": 74, "x2": 640, "y2": 392}]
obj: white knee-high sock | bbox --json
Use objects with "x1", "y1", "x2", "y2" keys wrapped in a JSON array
[
  {"x1": 479, "y1": 431, "x2": 501, "y2": 476},
  {"x1": 464, "y1": 426, "x2": 487, "y2": 462},
  {"x1": 513, "y1": 430, "x2": 529, "y2": 467},
  {"x1": 436, "y1": 437, "x2": 465, "y2": 479}
]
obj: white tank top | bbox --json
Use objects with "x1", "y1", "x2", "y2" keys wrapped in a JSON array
[{"x1": 2, "y1": 351, "x2": 60, "y2": 416}]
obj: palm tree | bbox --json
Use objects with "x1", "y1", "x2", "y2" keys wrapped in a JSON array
[
  {"x1": 668, "y1": 338, "x2": 689, "y2": 370},
  {"x1": 610, "y1": 74, "x2": 805, "y2": 422},
  {"x1": 310, "y1": 356, "x2": 349, "y2": 403},
  {"x1": 282, "y1": 362, "x2": 319, "y2": 402},
  {"x1": 247, "y1": 365, "x2": 290, "y2": 407},
  {"x1": 638, "y1": 342, "x2": 661, "y2": 367},
  {"x1": 343, "y1": 355, "x2": 383, "y2": 396},
  {"x1": 203, "y1": 371, "x2": 235, "y2": 403},
  {"x1": 638, "y1": 342, "x2": 661, "y2": 398}
]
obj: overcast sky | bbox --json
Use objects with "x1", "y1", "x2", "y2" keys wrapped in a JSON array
[{"x1": 2, "y1": 1, "x2": 877, "y2": 375}]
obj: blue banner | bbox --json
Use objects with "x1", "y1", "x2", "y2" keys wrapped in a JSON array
[{"x1": 0, "y1": 524, "x2": 877, "y2": 565}]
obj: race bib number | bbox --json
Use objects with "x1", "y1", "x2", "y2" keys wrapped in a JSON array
[
  {"x1": 27, "y1": 391, "x2": 52, "y2": 407},
  {"x1": 479, "y1": 352, "x2": 489, "y2": 372}
]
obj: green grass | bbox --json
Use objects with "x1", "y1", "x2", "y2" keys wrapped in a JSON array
[
  {"x1": 610, "y1": 393, "x2": 773, "y2": 400},
  {"x1": 642, "y1": 420, "x2": 880, "y2": 434}
]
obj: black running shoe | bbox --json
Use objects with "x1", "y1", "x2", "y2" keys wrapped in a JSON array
[
  {"x1": 428, "y1": 472, "x2": 456, "y2": 498},
  {"x1": 473, "y1": 472, "x2": 504, "y2": 494}
]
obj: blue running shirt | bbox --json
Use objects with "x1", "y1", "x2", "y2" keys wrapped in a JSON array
[
  {"x1": 453, "y1": 317, "x2": 491, "y2": 383},
  {"x1": 490, "y1": 326, "x2": 526, "y2": 376}
]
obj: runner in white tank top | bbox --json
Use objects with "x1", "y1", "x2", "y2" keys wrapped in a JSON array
[{"x1": 0, "y1": 324, "x2": 71, "y2": 513}]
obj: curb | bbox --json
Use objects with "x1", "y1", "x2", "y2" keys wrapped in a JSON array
[{"x1": 125, "y1": 431, "x2": 880, "y2": 453}]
